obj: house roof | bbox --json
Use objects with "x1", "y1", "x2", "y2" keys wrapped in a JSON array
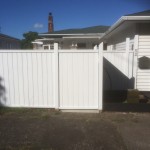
[
  {"x1": 125, "y1": 10, "x2": 150, "y2": 16},
  {"x1": 0, "y1": 33, "x2": 20, "y2": 41},
  {"x1": 100, "y1": 10, "x2": 150, "y2": 41},
  {"x1": 41, "y1": 25, "x2": 110, "y2": 35}
]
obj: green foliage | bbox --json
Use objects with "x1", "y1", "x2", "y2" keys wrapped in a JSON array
[{"x1": 21, "y1": 31, "x2": 39, "y2": 49}]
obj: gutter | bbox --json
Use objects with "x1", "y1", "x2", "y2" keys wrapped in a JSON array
[
  {"x1": 39, "y1": 33, "x2": 102, "y2": 36},
  {"x1": 100, "y1": 16, "x2": 150, "y2": 40},
  {"x1": 32, "y1": 41, "x2": 43, "y2": 45}
]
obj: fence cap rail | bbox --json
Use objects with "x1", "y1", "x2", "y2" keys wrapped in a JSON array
[
  {"x1": 103, "y1": 50, "x2": 134, "y2": 53},
  {"x1": 59, "y1": 50, "x2": 98, "y2": 53},
  {"x1": 0, "y1": 50, "x2": 54, "y2": 53},
  {"x1": 0, "y1": 49, "x2": 99, "y2": 53}
]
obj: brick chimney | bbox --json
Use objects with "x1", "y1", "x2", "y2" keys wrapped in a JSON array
[{"x1": 48, "y1": 12, "x2": 54, "y2": 32}]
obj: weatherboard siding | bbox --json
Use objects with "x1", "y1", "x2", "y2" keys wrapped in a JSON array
[{"x1": 137, "y1": 36, "x2": 150, "y2": 91}]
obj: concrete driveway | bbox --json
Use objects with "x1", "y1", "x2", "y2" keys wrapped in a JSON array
[{"x1": 0, "y1": 109, "x2": 150, "y2": 150}]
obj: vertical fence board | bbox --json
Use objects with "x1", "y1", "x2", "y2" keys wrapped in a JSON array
[
  {"x1": 47, "y1": 53, "x2": 54, "y2": 107},
  {"x1": 7, "y1": 53, "x2": 15, "y2": 106},
  {"x1": 12, "y1": 53, "x2": 20, "y2": 106},
  {"x1": 0, "y1": 54, "x2": 5, "y2": 106},
  {"x1": 32, "y1": 53, "x2": 39, "y2": 107},
  {"x1": 27, "y1": 53, "x2": 34, "y2": 106},
  {"x1": 2, "y1": 53, "x2": 10, "y2": 106},
  {"x1": 42, "y1": 53, "x2": 48, "y2": 106}
]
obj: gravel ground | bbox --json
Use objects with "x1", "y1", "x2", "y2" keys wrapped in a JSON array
[{"x1": 0, "y1": 108, "x2": 150, "y2": 150}]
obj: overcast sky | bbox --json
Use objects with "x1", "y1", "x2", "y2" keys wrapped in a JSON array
[{"x1": 0, "y1": 0, "x2": 150, "y2": 39}]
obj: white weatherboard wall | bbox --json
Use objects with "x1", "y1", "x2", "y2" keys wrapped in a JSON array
[
  {"x1": 0, "y1": 46, "x2": 103, "y2": 110},
  {"x1": 0, "y1": 51, "x2": 55, "y2": 108},
  {"x1": 136, "y1": 35, "x2": 150, "y2": 91}
]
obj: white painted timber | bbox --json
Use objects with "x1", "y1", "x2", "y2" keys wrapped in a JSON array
[
  {"x1": 54, "y1": 43, "x2": 59, "y2": 109},
  {"x1": 98, "y1": 43, "x2": 103, "y2": 110},
  {"x1": 0, "y1": 49, "x2": 102, "y2": 110},
  {"x1": 103, "y1": 50, "x2": 134, "y2": 90},
  {"x1": 59, "y1": 51, "x2": 99, "y2": 109},
  {"x1": 136, "y1": 35, "x2": 150, "y2": 91},
  {"x1": 0, "y1": 51, "x2": 55, "y2": 108}
]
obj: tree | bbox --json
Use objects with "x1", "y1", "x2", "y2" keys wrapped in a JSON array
[{"x1": 21, "y1": 31, "x2": 39, "y2": 49}]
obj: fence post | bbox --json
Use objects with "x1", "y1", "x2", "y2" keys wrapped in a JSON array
[
  {"x1": 94, "y1": 45, "x2": 98, "y2": 50},
  {"x1": 54, "y1": 43, "x2": 59, "y2": 109},
  {"x1": 98, "y1": 42, "x2": 103, "y2": 111},
  {"x1": 133, "y1": 35, "x2": 139, "y2": 89},
  {"x1": 126, "y1": 38, "x2": 130, "y2": 77}
]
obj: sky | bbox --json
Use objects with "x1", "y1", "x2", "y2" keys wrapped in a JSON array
[{"x1": 0, "y1": 0, "x2": 150, "y2": 39}]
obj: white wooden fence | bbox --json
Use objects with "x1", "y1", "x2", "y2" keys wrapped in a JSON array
[
  {"x1": 59, "y1": 51, "x2": 99, "y2": 109},
  {"x1": 0, "y1": 51, "x2": 55, "y2": 108},
  {"x1": 1, "y1": 38, "x2": 148, "y2": 109},
  {"x1": 103, "y1": 51, "x2": 134, "y2": 90},
  {"x1": 0, "y1": 43, "x2": 103, "y2": 110}
]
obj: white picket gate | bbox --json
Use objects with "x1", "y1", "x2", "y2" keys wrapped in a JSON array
[{"x1": 59, "y1": 51, "x2": 99, "y2": 109}]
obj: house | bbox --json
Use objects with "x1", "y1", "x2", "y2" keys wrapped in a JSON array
[
  {"x1": 99, "y1": 10, "x2": 150, "y2": 96},
  {"x1": 100, "y1": 10, "x2": 150, "y2": 51},
  {"x1": 0, "y1": 10, "x2": 150, "y2": 110},
  {"x1": 0, "y1": 33, "x2": 20, "y2": 49},
  {"x1": 32, "y1": 13, "x2": 109, "y2": 50}
]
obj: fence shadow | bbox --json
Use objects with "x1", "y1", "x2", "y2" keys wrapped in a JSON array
[
  {"x1": 0, "y1": 77, "x2": 6, "y2": 108},
  {"x1": 103, "y1": 57, "x2": 134, "y2": 103},
  {"x1": 103, "y1": 57, "x2": 134, "y2": 92},
  {"x1": 103, "y1": 58, "x2": 150, "y2": 112},
  {"x1": 103, "y1": 58, "x2": 134, "y2": 103}
]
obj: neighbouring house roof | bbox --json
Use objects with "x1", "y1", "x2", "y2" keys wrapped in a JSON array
[
  {"x1": 40, "y1": 25, "x2": 110, "y2": 36},
  {"x1": 125, "y1": 10, "x2": 150, "y2": 16},
  {"x1": 0, "y1": 33, "x2": 20, "y2": 41}
]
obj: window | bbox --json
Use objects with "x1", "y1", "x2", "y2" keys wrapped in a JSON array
[
  {"x1": 138, "y1": 56, "x2": 150, "y2": 69},
  {"x1": 43, "y1": 45, "x2": 50, "y2": 50},
  {"x1": 43, "y1": 43, "x2": 54, "y2": 50},
  {"x1": 104, "y1": 43, "x2": 107, "y2": 50},
  {"x1": 50, "y1": 44, "x2": 54, "y2": 50},
  {"x1": 77, "y1": 43, "x2": 86, "y2": 49}
]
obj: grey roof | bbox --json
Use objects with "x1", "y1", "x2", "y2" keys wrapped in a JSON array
[
  {"x1": 0, "y1": 33, "x2": 20, "y2": 41},
  {"x1": 43, "y1": 25, "x2": 110, "y2": 34},
  {"x1": 125, "y1": 10, "x2": 150, "y2": 16}
]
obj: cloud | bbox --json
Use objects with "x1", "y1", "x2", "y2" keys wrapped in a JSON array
[{"x1": 33, "y1": 23, "x2": 44, "y2": 29}]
